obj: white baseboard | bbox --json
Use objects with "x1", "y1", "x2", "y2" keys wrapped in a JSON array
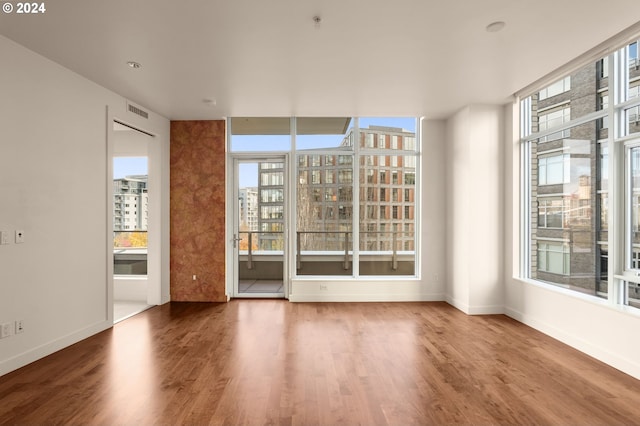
[
  {"x1": 505, "y1": 306, "x2": 640, "y2": 380},
  {"x1": 445, "y1": 296, "x2": 504, "y2": 315},
  {"x1": 289, "y1": 292, "x2": 445, "y2": 303},
  {"x1": 0, "y1": 320, "x2": 112, "y2": 377}
]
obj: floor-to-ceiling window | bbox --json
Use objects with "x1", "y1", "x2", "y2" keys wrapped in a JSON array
[
  {"x1": 521, "y1": 37, "x2": 640, "y2": 309},
  {"x1": 228, "y1": 117, "x2": 420, "y2": 286}
]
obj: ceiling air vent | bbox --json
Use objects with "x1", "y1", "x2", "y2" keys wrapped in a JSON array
[{"x1": 127, "y1": 102, "x2": 149, "y2": 119}]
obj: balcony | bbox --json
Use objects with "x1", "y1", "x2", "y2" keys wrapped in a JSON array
[
  {"x1": 238, "y1": 231, "x2": 415, "y2": 279},
  {"x1": 113, "y1": 231, "x2": 147, "y2": 275}
]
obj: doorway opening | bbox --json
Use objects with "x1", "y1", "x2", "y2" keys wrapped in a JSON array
[{"x1": 112, "y1": 121, "x2": 154, "y2": 322}]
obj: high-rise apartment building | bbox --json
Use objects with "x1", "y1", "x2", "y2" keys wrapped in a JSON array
[
  {"x1": 238, "y1": 187, "x2": 259, "y2": 233},
  {"x1": 113, "y1": 176, "x2": 149, "y2": 231},
  {"x1": 357, "y1": 125, "x2": 416, "y2": 253}
]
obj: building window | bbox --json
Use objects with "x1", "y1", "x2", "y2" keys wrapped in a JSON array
[
  {"x1": 537, "y1": 242, "x2": 570, "y2": 275},
  {"x1": 630, "y1": 41, "x2": 639, "y2": 67},
  {"x1": 325, "y1": 170, "x2": 334, "y2": 184},
  {"x1": 538, "y1": 76, "x2": 571, "y2": 100},
  {"x1": 538, "y1": 197, "x2": 565, "y2": 228},
  {"x1": 538, "y1": 153, "x2": 570, "y2": 186},
  {"x1": 391, "y1": 135, "x2": 398, "y2": 149},
  {"x1": 538, "y1": 105, "x2": 571, "y2": 142},
  {"x1": 404, "y1": 173, "x2": 415, "y2": 185},
  {"x1": 367, "y1": 187, "x2": 374, "y2": 201},
  {"x1": 598, "y1": 57, "x2": 609, "y2": 79},
  {"x1": 338, "y1": 170, "x2": 352, "y2": 184}
]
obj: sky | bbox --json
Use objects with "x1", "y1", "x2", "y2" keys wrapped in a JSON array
[{"x1": 114, "y1": 157, "x2": 148, "y2": 179}]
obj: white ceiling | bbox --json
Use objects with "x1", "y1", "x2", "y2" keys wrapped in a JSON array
[{"x1": 1, "y1": 0, "x2": 638, "y2": 120}]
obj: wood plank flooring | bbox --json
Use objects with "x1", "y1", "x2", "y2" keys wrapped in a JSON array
[{"x1": 2, "y1": 301, "x2": 640, "y2": 425}]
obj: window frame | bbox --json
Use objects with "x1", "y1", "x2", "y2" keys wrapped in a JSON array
[
  {"x1": 521, "y1": 41, "x2": 640, "y2": 308},
  {"x1": 293, "y1": 117, "x2": 421, "y2": 279}
]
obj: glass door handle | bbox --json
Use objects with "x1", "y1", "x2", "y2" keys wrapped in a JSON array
[{"x1": 232, "y1": 234, "x2": 242, "y2": 248}]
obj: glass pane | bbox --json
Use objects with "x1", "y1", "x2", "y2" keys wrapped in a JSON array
[
  {"x1": 626, "y1": 281, "x2": 640, "y2": 309},
  {"x1": 359, "y1": 146, "x2": 416, "y2": 275},
  {"x1": 627, "y1": 41, "x2": 640, "y2": 101},
  {"x1": 625, "y1": 106, "x2": 640, "y2": 136},
  {"x1": 529, "y1": 120, "x2": 605, "y2": 297},
  {"x1": 358, "y1": 118, "x2": 417, "y2": 276},
  {"x1": 230, "y1": 118, "x2": 291, "y2": 152},
  {"x1": 296, "y1": 154, "x2": 353, "y2": 275},
  {"x1": 232, "y1": 135, "x2": 290, "y2": 152},
  {"x1": 629, "y1": 147, "x2": 640, "y2": 272},
  {"x1": 238, "y1": 160, "x2": 284, "y2": 295},
  {"x1": 597, "y1": 140, "x2": 608, "y2": 300}
]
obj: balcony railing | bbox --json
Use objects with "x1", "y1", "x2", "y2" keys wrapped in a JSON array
[
  {"x1": 237, "y1": 230, "x2": 415, "y2": 275},
  {"x1": 114, "y1": 230, "x2": 147, "y2": 275}
]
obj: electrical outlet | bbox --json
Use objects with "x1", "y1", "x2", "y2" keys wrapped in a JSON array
[
  {"x1": 15, "y1": 320, "x2": 24, "y2": 334},
  {"x1": 0, "y1": 322, "x2": 13, "y2": 338},
  {"x1": 320, "y1": 284, "x2": 328, "y2": 291}
]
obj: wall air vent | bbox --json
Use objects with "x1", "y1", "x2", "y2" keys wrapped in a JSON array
[{"x1": 127, "y1": 103, "x2": 149, "y2": 119}]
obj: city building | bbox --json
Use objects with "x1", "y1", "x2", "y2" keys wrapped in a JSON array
[
  {"x1": 238, "y1": 187, "x2": 258, "y2": 233},
  {"x1": 294, "y1": 125, "x2": 416, "y2": 251},
  {"x1": 113, "y1": 175, "x2": 149, "y2": 231},
  {"x1": 528, "y1": 42, "x2": 640, "y2": 299}
]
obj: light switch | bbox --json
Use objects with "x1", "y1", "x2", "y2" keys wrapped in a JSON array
[
  {"x1": 0, "y1": 231, "x2": 8, "y2": 245},
  {"x1": 15, "y1": 230, "x2": 24, "y2": 244}
]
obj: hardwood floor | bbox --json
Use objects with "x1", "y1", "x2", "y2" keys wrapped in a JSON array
[{"x1": 2, "y1": 301, "x2": 640, "y2": 425}]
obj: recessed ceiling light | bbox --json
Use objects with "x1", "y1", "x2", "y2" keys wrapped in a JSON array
[
  {"x1": 127, "y1": 61, "x2": 142, "y2": 69},
  {"x1": 486, "y1": 21, "x2": 506, "y2": 33}
]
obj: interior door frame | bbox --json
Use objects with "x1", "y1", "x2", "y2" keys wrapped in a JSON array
[
  {"x1": 107, "y1": 108, "x2": 165, "y2": 324},
  {"x1": 227, "y1": 153, "x2": 289, "y2": 299}
]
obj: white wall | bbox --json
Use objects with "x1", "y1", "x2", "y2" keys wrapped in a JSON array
[
  {"x1": 502, "y1": 102, "x2": 640, "y2": 380},
  {"x1": 445, "y1": 105, "x2": 504, "y2": 314},
  {"x1": 114, "y1": 277, "x2": 148, "y2": 302},
  {"x1": 0, "y1": 35, "x2": 170, "y2": 376},
  {"x1": 289, "y1": 118, "x2": 447, "y2": 302}
]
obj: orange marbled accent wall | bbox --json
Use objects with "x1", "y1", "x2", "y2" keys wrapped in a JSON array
[{"x1": 170, "y1": 120, "x2": 227, "y2": 302}]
